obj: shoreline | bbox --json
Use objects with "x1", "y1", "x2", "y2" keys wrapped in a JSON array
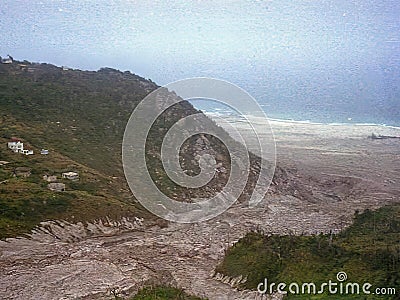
[
  {"x1": 204, "y1": 111, "x2": 400, "y2": 141},
  {"x1": 203, "y1": 110, "x2": 400, "y2": 131}
]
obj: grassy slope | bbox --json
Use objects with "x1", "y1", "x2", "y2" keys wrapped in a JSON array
[
  {"x1": 0, "y1": 62, "x2": 155, "y2": 177},
  {"x1": 0, "y1": 62, "x2": 162, "y2": 238},
  {"x1": 0, "y1": 134, "x2": 143, "y2": 239},
  {"x1": 216, "y1": 205, "x2": 400, "y2": 299}
]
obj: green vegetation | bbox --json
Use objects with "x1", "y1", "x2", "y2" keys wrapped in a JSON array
[
  {"x1": 0, "y1": 139, "x2": 138, "y2": 238},
  {"x1": 0, "y1": 134, "x2": 148, "y2": 239},
  {"x1": 0, "y1": 60, "x2": 238, "y2": 238},
  {"x1": 130, "y1": 286, "x2": 206, "y2": 300},
  {"x1": 0, "y1": 63, "x2": 154, "y2": 177},
  {"x1": 0, "y1": 62, "x2": 163, "y2": 238},
  {"x1": 216, "y1": 205, "x2": 400, "y2": 299}
]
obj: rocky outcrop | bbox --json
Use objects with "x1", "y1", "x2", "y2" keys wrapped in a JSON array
[{"x1": 8, "y1": 216, "x2": 145, "y2": 244}]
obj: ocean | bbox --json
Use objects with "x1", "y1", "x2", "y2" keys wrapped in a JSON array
[
  {"x1": 187, "y1": 69, "x2": 400, "y2": 129},
  {"x1": 1, "y1": 1, "x2": 398, "y2": 128}
]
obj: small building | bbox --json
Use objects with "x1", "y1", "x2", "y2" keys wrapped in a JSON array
[
  {"x1": 21, "y1": 149, "x2": 34, "y2": 155},
  {"x1": 7, "y1": 138, "x2": 34, "y2": 155},
  {"x1": 14, "y1": 167, "x2": 31, "y2": 178},
  {"x1": 8, "y1": 140, "x2": 24, "y2": 153},
  {"x1": 62, "y1": 171, "x2": 79, "y2": 180},
  {"x1": 41, "y1": 149, "x2": 49, "y2": 155},
  {"x1": 1, "y1": 55, "x2": 13, "y2": 64},
  {"x1": 43, "y1": 175, "x2": 57, "y2": 182},
  {"x1": 48, "y1": 182, "x2": 66, "y2": 192}
]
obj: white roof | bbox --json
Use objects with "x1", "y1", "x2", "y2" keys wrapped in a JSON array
[{"x1": 63, "y1": 171, "x2": 78, "y2": 176}]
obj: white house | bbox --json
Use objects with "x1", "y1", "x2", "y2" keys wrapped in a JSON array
[
  {"x1": 1, "y1": 55, "x2": 13, "y2": 64},
  {"x1": 62, "y1": 171, "x2": 79, "y2": 180},
  {"x1": 8, "y1": 141, "x2": 24, "y2": 153},
  {"x1": 7, "y1": 139, "x2": 34, "y2": 155}
]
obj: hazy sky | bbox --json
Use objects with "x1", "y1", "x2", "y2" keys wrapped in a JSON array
[{"x1": 1, "y1": 0, "x2": 399, "y2": 123}]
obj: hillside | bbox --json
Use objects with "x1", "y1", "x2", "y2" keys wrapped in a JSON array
[
  {"x1": 0, "y1": 133, "x2": 146, "y2": 238},
  {"x1": 0, "y1": 61, "x2": 157, "y2": 177},
  {"x1": 0, "y1": 60, "x2": 272, "y2": 238}
]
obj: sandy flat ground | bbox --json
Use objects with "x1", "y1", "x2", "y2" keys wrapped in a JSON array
[
  {"x1": 219, "y1": 116, "x2": 400, "y2": 201},
  {"x1": 272, "y1": 120, "x2": 400, "y2": 187},
  {"x1": 274, "y1": 120, "x2": 400, "y2": 205},
  {"x1": 0, "y1": 119, "x2": 399, "y2": 300}
]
